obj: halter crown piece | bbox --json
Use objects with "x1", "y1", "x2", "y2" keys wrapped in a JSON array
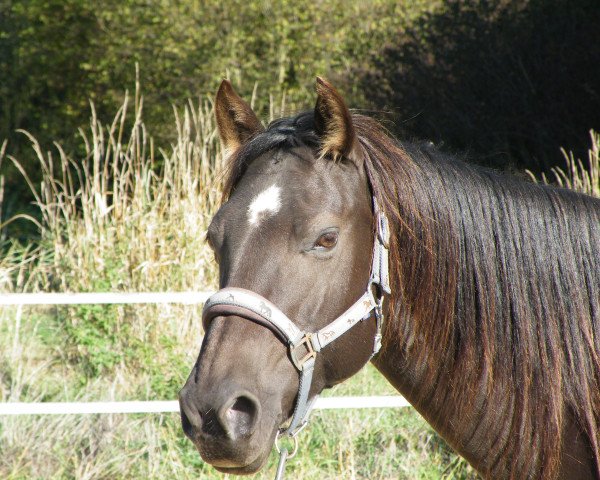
[{"x1": 201, "y1": 199, "x2": 391, "y2": 479}]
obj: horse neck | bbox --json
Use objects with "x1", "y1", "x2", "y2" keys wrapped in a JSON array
[
  {"x1": 368, "y1": 153, "x2": 535, "y2": 477},
  {"x1": 367, "y1": 154, "x2": 498, "y2": 453},
  {"x1": 367, "y1": 148, "x2": 600, "y2": 478}
]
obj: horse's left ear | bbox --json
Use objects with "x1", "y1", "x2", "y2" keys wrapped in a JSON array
[{"x1": 314, "y1": 77, "x2": 360, "y2": 162}]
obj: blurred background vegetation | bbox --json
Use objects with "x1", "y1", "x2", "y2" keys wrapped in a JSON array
[
  {"x1": 0, "y1": 1, "x2": 598, "y2": 479},
  {"x1": 2, "y1": 0, "x2": 599, "y2": 237}
]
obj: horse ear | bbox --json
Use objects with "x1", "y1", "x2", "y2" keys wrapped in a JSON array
[
  {"x1": 215, "y1": 79, "x2": 264, "y2": 155},
  {"x1": 314, "y1": 77, "x2": 359, "y2": 161}
]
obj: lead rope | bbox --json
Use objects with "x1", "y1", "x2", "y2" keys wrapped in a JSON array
[{"x1": 274, "y1": 449, "x2": 287, "y2": 480}]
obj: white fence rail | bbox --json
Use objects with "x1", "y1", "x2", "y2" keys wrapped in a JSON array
[
  {"x1": 0, "y1": 291, "x2": 212, "y2": 305},
  {"x1": 0, "y1": 396, "x2": 410, "y2": 416},
  {"x1": 0, "y1": 292, "x2": 410, "y2": 415}
]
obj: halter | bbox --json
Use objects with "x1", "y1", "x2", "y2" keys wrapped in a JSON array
[{"x1": 201, "y1": 199, "x2": 391, "y2": 476}]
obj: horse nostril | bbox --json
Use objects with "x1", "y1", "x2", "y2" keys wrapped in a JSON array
[
  {"x1": 219, "y1": 393, "x2": 261, "y2": 439},
  {"x1": 179, "y1": 397, "x2": 203, "y2": 440}
]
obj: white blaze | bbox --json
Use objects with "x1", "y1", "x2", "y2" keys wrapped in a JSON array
[{"x1": 247, "y1": 185, "x2": 281, "y2": 225}]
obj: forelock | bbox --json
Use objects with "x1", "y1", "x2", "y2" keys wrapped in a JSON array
[{"x1": 223, "y1": 112, "x2": 319, "y2": 197}]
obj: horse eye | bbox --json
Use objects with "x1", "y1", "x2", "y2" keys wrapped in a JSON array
[{"x1": 314, "y1": 231, "x2": 338, "y2": 249}]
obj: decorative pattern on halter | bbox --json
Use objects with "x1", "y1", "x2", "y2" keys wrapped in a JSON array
[{"x1": 201, "y1": 199, "x2": 391, "y2": 439}]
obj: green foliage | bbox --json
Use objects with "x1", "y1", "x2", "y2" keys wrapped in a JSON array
[
  {"x1": 1, "y1": 1, "x2": 99, "y2": 145},
  {"x1": 0, "y1": 0, "x2": 437, "y2": 192},
  {"x1": 63, "y1": 304, "x2": 123, "y2": 377},
  {"x1": 1, "y1": 1, "x2": 381, "y2": 146}
]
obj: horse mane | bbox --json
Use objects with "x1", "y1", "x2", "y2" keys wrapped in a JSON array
[
  {"x1": 223, "y1": 111, "x2": 600, "y2": 479},
  {"x1": 356, "y1": 115, "x2": 600, "y2": 479}
]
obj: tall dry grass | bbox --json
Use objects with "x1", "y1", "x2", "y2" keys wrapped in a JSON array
[
  {"x1": 3, "y1": 75, "x2": 232, "y2": 380},
  {"x1": 0, "y1": 81, "x2": 232, "y2": 477},
  {"x1": 20, "y1": 91, "x2": 222, "y2": 293},
  {"x1": 14, "y1": 85, "x2": 600, "y2": 479},
  {"x1": 529, "y1": 129, "x2": 600, "y2": 198}
]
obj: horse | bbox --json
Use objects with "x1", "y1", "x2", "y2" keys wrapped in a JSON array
[{"x1": 179, "y1": 77, "x2": 600, "y2": 479}]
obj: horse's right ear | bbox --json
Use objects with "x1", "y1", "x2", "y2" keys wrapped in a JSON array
[{"x1": 215, "y1": 80, "x2": 264, "y2": 155}]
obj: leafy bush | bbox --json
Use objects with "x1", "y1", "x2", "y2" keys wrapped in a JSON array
[{"x1": 1, "y1": 1, "x2": 433, "y2": 152}]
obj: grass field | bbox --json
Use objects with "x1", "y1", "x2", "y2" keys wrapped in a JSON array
[
  {"x1": 0, "y1": 306, "x2": 478, "y2": 480},
  {"x1": 1, "y1": 84, "x2": 597, "y2": 479},
  {"x1": 0, "y1": 305, "x2": 475, "y2": 480}
]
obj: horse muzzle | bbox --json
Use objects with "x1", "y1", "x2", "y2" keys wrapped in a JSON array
[
  {"x1": 178, "y1": 313, "x2": 295, "y2": 474},
  {"x1": 179, "y1": 380, "x2": 275, "y2": 473}
]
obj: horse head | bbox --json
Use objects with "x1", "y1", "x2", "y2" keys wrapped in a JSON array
[{"x1": 178, "y1": 78, "x2": 380, "y2": 474}]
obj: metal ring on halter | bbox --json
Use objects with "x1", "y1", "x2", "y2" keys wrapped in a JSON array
[{"x1": 275, "y1": 431, "x2": 299, "y2": 459}]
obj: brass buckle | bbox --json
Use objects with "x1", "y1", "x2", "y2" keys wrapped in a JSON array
[{"x1": 290, "y1": 334, "x2": 316, "y2": 371}]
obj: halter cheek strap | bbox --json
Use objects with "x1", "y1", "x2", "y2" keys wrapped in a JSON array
[{"x1": 201, "y1": 200, "x2": 391, "y2": 438}]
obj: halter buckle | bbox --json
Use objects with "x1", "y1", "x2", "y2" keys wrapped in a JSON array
[
  {"x1": 371, "y1": 297, "x2": 384, "y2": 357},
  {"x1": 290, "y1": 333, "x2": 317, "y2": 371}
]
